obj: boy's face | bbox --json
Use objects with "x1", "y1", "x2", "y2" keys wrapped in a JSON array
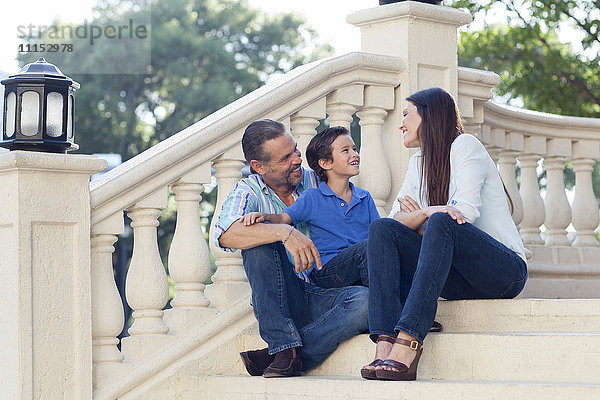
[{"x1": 320, "y1": 134, "x2": 360, "y2": 180}]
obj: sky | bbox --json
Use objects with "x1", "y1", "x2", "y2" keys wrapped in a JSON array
[{"x1": 0, "y1": 0, "x2": 370, "y2": 74}]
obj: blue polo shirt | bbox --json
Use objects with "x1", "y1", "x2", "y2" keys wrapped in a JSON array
[{"x1": 284, "y1": 181, "x2": 380, "y2": 272}]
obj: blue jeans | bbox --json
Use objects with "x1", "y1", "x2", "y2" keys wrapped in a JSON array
[
  {"x1": 310, "y1": 240, "x2": 368, "y2": 288},
  {"x1": 242, "y1": 242, "x2": 369, "y2": 371},
  {"x1": 368, "y1": 214, "x2": 527, "y2": 343}
]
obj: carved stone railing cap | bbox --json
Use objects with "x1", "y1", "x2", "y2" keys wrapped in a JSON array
[
  {"x1": 347, "y1": 2, "x2": 472, "y2": 27},
  {"x1": 89, "y1": 52, "x2": 404, "y2": 226}
]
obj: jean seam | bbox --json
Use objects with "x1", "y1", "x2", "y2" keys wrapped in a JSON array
[
  {"x1": 270, "y1": 341, "x2": 303, "y2": 355},
  {"x1": 499, "y1": 268, "x2": 528, "y2": 298},
  {"x1": 300, "y1": 292, "x2": 351, "y2": 335},
  {"x1": 411, "y1": 218, "x2": 453, "y2": 338}
]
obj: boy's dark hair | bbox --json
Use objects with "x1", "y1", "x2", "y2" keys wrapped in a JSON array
[
  {"x1": 306, "y1": 126, "x2": 351, "y2": 182},
  {"x1": 242, "y1": 119, "x2": 286, "y2": 174}
]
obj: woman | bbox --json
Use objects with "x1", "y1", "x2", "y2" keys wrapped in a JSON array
[{"x1": 361, "y1": 87, "x2": 527, "y2": 381}]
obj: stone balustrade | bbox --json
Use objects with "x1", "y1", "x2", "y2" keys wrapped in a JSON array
[
  {"x1": 87, "y1": 55, "x2": 600, "y2": 395},
  {"x1": 88, "y1": 52, "x2": 406, "y2": 391},
  {"x1": 479, "y1": 101, "x2": 600, "y2": 252}
]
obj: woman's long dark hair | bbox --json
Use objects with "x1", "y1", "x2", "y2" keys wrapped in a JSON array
[
  {"x1": 407, "y1": 87, "x2": 463, "y2": 206},
  {"x1": 407, "y1": 87, "x2": 514, "y2": 214}
]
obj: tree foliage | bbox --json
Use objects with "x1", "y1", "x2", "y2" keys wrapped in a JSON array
[
  {"x1": 18, "y1": 0, "x2": 333, "y2": 159},
  {"x1": 453, "y1": 0, "x2": 600, "y2": 117}
]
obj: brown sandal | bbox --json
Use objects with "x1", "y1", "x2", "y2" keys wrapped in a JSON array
[
  {"x1": 375, "y1": 337, "x2": 423, "y2": 381},
  {"x1": 360, "y1": 335, "x2": 396, "y2": 380}
]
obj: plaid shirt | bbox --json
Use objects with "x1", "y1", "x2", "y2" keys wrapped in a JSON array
[{"x1": 214, "y1": 167, "x2": 318, "y2": 281}]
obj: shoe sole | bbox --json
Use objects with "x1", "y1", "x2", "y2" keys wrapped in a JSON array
[
  {"x1": 360, "y1": 368, "x2": 378, "y2": 380},
  {"x1": 375, "y1": 370, "x2": 417, "y2": 381}
]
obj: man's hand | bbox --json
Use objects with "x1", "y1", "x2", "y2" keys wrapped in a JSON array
[
  {"x1": 282, "y1": 228, "x2": 322, "y2": 273},
  {"x1": 240, "y1": 212, "x2": 267, "y2": 226}
]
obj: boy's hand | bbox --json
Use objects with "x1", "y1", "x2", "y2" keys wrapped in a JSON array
[
  {"x1": 240, "y1": 212, "x2": 267, "y2": 225},
  {"x1": 282, "y1": 228, "x2": 323, "y2": 273}
]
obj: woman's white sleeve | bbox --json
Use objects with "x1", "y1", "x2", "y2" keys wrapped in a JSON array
[
  {"x1": 448, "y1": 136, "x2": 488, "y2": 223},
  {"x1": 388, "y1": 155, "x2": 421, "y2": 218}
]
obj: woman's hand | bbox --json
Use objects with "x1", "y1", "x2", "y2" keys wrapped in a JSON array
[
  {"x1": 424, "y1": 205, "x2": 465, "y2": 224},
  {"x1": 240, "y1": 212, "x2": 267, "y2": 226},
  {"x1": 398, "y1": 195, "x2": 421, "y2": 213}
]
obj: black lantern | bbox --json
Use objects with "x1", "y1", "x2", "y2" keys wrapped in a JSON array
[{"x1": 1, "y1": 58, "x2": 79, "y2": 153}]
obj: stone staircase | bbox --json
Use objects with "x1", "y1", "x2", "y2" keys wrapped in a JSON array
[{"x1": 173, "y1": 299, "x2": 600, "y2": 399}]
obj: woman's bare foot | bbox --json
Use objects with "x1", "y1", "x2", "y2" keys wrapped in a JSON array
[
  {"x1": 362, "y1": 335, "x2": 394, "y2": 372},
  {"x1": 378, "y1": 331, "x2": 419, "y2": 371}
]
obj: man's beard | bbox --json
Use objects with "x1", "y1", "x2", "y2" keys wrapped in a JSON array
[{"x1": 285, "y1": 166, "x2": 303, "y2": 186}]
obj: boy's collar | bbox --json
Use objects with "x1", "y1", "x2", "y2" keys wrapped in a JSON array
[{"x1": 318, "y1": 181, "x2": 367, "y2": 199}]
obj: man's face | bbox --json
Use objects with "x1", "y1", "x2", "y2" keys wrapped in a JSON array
[{"x1": 259, "y1": 132, "x2": 303, "y2": 188}]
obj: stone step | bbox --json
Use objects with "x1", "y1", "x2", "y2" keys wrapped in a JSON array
[
  {"x1": 433, "y1": 298, "x2": 600, "y2": 333},
  {"x1": 238, "y1": 332, "x2": 600, "y2": 384},
  {"x1": 179, "y1": 375, "x2": 600, "y2": 400}
]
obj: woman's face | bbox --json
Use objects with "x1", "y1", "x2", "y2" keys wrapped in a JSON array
[{"x1": 401, "y1": 101, "x2": 422, "y2": 148}]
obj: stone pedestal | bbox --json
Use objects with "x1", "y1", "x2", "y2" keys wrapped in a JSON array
[{"x1": 0, "y1": 151, "x2": 106, "y2": 400}]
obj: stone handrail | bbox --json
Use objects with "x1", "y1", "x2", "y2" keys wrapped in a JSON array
[{"x1": 89, "y1": 52, "x2": 404, "y2": 226}]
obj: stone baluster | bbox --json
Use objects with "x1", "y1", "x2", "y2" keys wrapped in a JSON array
[
  {"x1": 121, "y1": 187, "x2": 174, "y2": 363},
  {"x1": 164, "y1": 163, "x2": 217, "y2": 334},
  {"x1": 91, "y1": 212, "x2": 130, "y2": 387},
  {"x1": 498, "y1": 132, "x2": 524, "y2": 226},
  {"x1": 205, "y1": 153, "x2": 249, "y2": 309},
  {"x1": 486, "y1": 128, "x2": 505, "y2": 163},
  {"x1": 356, "y1": 86, "x2": 394, "y2": 216},
  {"x1": 518, "y1": 136, "x2": 547, "y2": 245},
  {"x1": 290, "y1": 98, "x2": 326, "y2": 168},
  {"x1": 326, "y1": 85, "x2": 364, "y2": 129},
  {"x1": 543, "y1": 138, "x2": 573, "y2": 246},
  {"x1": 571, "y1": 140, "x2": 600, "y2": 247}
]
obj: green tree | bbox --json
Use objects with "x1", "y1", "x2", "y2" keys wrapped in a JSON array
[
  {"x1": 17, "y1": 0, "x2": 333, "y2": 302},
  {"x1": 453, "y1": 0, "x2": 600, "y2": 117},
  {"x1": 18, "y1": 0, "x2": 333, "y2": 159},
  {"x1": 452, "y1": 0, "x2": 600, "y2": 201}
]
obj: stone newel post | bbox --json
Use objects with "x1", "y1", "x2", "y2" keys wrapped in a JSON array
[{"x1": 0, "y1": 151, "x2": 106, "y2": 400}]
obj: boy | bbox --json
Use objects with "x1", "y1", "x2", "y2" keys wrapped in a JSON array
[{"x1": 242, "y1": 126, "x2": 379, "y2": 287}]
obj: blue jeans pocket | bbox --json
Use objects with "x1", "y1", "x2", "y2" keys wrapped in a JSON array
[
  {"x1": 499, "y1": 271, "x2": 528, "y2": 299},
  {"x1": 310, "y1": 272, "x2": 349, "y2": 288}
]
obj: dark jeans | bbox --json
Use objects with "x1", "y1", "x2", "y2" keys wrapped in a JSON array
[
  {"x1": 368, "y1": 213, "x2": 527, "y2": 343},
  {"x1": 242, "y1": 242, "x2": 369, "y2": 371},
  {"x1": 310, "y1": 240, "x2": 368, "y2": 288}
]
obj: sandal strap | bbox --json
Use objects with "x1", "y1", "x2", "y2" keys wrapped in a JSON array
[
  {"x1": 380, "y1": 359, "x2": 408, "y2": 372},
  {"x1": 377, "y1": 335, "x2": 396, "y2": 344},
  {"x1": 368, "y1": 359, "x2": 384, "y2": 367},
  {"x1": 394, "y1": 337, "x2": 423, "y2": 350}
]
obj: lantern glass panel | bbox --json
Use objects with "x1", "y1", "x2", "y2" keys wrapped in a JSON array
[
  {"x1": 5, "y1": 92, "x2": 16, "y2": 137},
  {"x1": 67, "y1": 94, "x2": 74, "y2": 139},
  {"x1": 46, "y1": 92, "x2": 63, "y2": 137},
  {"x1": 21, "y1": 91, "x2": 40, "y2": 136}
]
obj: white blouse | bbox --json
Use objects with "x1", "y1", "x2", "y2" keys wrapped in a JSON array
[{"x1": 388, "y1": 134, "x2": 527, "y2": 261}]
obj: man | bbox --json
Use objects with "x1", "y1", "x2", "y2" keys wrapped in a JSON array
[{"x1": 215, "y1": 119, "x2": 368, "y2": 377}]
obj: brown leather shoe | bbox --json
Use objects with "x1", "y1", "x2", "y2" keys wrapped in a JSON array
[
  {"x1": 263, "y1": 347, "x2": 302, "y2": 378},
  {"x1": 240, "y1": 348, "x2": 274, "y2": 376}
]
